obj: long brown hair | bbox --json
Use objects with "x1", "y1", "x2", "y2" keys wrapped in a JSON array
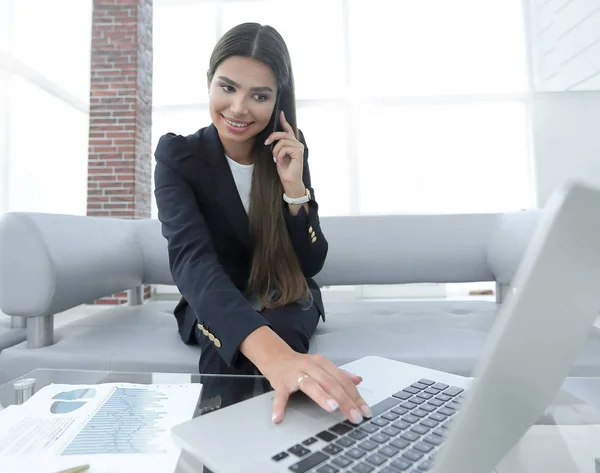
[{"x1": 207, "y1": 23, "x2": 309, "y2": 309}]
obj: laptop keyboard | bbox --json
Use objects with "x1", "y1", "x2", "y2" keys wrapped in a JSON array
[{"x1": 270, "y1": 378, "x2": 464, "y2": 473}]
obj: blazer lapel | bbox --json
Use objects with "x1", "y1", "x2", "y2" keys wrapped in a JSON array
[{"x1": 201, "y1": 125, "x2": 252, "y2": 250}]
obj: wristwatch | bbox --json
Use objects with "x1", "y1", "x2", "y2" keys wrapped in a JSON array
[{"x1": 283, "y1": 188, "x2": 311, "y2": 204}]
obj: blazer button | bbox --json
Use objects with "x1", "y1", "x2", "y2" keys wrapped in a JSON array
[
  {"x1": 208, "y1": 333, "x2": 215, "y2": 342},
  {"x1": 311, "y1": 236, "x2": 317, "y2": 243},
  {"x1": 308, "y1": 226, "x2": 313, "y2": 234},
  {"x1": 197, "y1": 323, "x2": 203, "y2": 330},
  {"x1": 214, "y1": 338, "x2": 222, "y2": 348}
]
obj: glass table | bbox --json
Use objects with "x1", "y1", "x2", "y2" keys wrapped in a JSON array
[
  {"x1": 0, "y1": 369, "x2": 271, "y2": 473},
  {"x1": 1, "y1": 370, "x2": 600, "y2": 473}
]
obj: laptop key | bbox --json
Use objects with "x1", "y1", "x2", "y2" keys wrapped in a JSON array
[
  {"x1": 413, "y1": 442, "x2": 434, "y2": 454},
  {"x1": 371, "y1": 433, "x2": 390, "y2": 444},
  {"x1": 358, "y1": 440, "x2": 379, "y2": 451},
  {"x1": 288, "y1": 451, "x2": 328, "y2": 473},
  {"x1": 436, "y1": 394, "x2": 452, "y2": 402},
  {"x1": 402, "y1": 415, "x2": 420, "y2": 424},
  {"x1": 382, "y1": 426, "x2": 402, "y2": 437},
  {"x1": 410, "y1": 425, "x2": 429, "y2": 435},
  {"x1": 408, "y1": 396, "x2": 426, "y2": 404},
  {"x1": 390, "y1": 438, "x2": 411, "y2": 450},
  {"x1": 323, "y1": 444, "x2": 343, "y2": 455},
  {"x1": 316, "y1": 465, "x2": 339, "y2": 473},
  {"x1": 418, "y1": 460, "x2": 433, "y2": 471},
  {"x1": 369, "y1": 396, "x2": 402, "y2": 417},
  {"x1": 400, "y1": 401, "x2": 418, "y2": 410},
  {"x1": 403, "y1": 386, "x2": 420, "y2": 395},
  {"x1": 403, "y1": 450, "x2": 424, "y2": 462},
  {"x1": 392, "y1": 390, "x2": 414, "y2": 400},
  {"x1": 421, "y1": 419, "x2": 438, "y2": 428},
  {"x1": 352, "y1": 462, "x2": 375, "y2": 473},
  {"x1": 411, "y1": 382, "x2": 429, "y2": 390},
  {"x1": 416, "y1": 392, "x2": 433, "y2": 400},
  {"x1": 288, "y1": 445, "x2": 311, "y2": 457},
  {"x1": 392, "y1": 420, "x2": 410, "y2": 430},
  {"x1": 391, "y1": 458, "x2": 414, "y2": 471},
  {"x1": 429, "y1": 413, "x2": 447, "y2": 422},
  {"x1": 317, "y1": 431, "x2": 337, "y2": 442},
  {"x1": 332, "y1": 455, "x2": 353, "y2": 468},
  {"x1": 445, "y1": 386, "x2": 464, "y2": 396},
  {"x1": 401, "y1": 431, "x2": 420, "y2": 442},
  {"x1": 272, "y1": 451, "x2": 289, "y2": 461},
  {"x1": 424, "y1": 387, "x2": 440, "y2": 395},
  {"x1": 360, "y1": 423, "x2": 379, "y2": 434},
  {"x1": 427, "y1": 399, "x2": 443, "y2": 407},
  {"x1": 379, "y1": 445, "x2": 400, "y2": 457},
  {"x1": 418, "y1": 379, "x2": 435, "y2": 386},
  {"x1": 349, "y1": 430, "x2": 368, "y2": 440},
  {"x1": 371, "y1": 417, "x2": 390, "y2": 427},
  {"x1": 392, "y1": 406, "x2": 409, "y2": 416},
  {"x1": 419, "y1": 404, "x2": 436, "y2": 413},
  {"x1": 438, "y1": 407, "x2": 455, "y2": 417},
  {"x1": 382, "y1": 411, "x2": 400, "y2": 421},
  {"x1": 302, "y1": 437, "x2": 317, "y2": 446},
  {"x1": 330, "y1": 423, "x2": 353, "y2": 435},
  {"x1": 432, "y1": 383, "x2": 449, "y2": 391},
  {"x1": 424, "y1": 434, "x2": 443, "y2": 447},
  {"x1": 411, "y1": 409, "x2": 428, "y2": 418},
  {"x1": 381, "y1": 468, "x2": 403, "y2": 473},
  {"x1": 366, "y1": 453, "x2": 387, "y2": 466},
  {"x1": 347, "y1": 447, "x2": 367, "y2": 459},
  {"x1": 447, "y1": 401, "x2": 461, "y2": 411},
  {"x1": 336, "y1": 436, "x2": 355, "y2": 448}
]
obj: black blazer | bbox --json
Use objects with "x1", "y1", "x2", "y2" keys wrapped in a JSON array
[{"x1": 154, "y1": 124, "x2": 328, "y2": 368}]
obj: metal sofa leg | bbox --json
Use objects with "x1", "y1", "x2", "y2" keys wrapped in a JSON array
[
  {"x1": 495, "y1": 282, "x2": 510, "y2": 304},
  {"x1": 27, "y1": 315, "x2": 54, "y2": 348},
  {"x1": 128, "y1": 285, "x2": 143, "y2": 306},
  {"x1": 10, "y1": 316, "x2": 26, "y2": 329}
]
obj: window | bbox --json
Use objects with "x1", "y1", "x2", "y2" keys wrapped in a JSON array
[{"x1": 152, "y1": 0, "x2": 533, "y2": 298}]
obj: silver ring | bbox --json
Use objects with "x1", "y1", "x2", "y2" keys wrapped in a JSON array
[{"x1": 296, "y1": 374, "x2": 309, "y2": 389}]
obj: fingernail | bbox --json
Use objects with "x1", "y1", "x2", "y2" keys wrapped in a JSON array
[
  {"x1": 327, "y1": 400, "x2": 339, "y2": 412},
  {"x1": 349, "y1": 409, "x2": 363, "y2": 424},
  {"x1": 360, "y1": 405, "x2": 372, "y2": 418},
  {"x1": 272, "y1": 413, "x2": 279, "y2": 423},
  {"x1": 273, "y1": 156, "x2": 277, "y2": 163},
  {"x1": 264, "y1": 138, "x2": 270, "y2": 145}
]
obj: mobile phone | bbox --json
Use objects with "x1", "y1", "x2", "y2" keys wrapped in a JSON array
[{"x1": 270, "y1": 93, "x2": 282, "y2": 153}]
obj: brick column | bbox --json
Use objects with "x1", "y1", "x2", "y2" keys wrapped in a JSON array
[{"x1": 87, "y1": 0, "x2": 153, "y2": 305}]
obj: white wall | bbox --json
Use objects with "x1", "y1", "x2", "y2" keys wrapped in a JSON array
[
  {"x1": 526, "y1": 0, "x2": 600, "y2": 205},
  {"x1": 530, "y1": 0, "x2": 600, "y2": 91},
  {"x1": 531, "y1": 91, "x2": 600, "y2": 205}
]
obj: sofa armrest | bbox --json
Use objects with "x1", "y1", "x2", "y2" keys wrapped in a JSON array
[
  {"x1": 487, "y1": 211, "x2": 541, "y2": 286},
  {"x1": 0, "y1": 212, "x2": 144, "y2": 319}
]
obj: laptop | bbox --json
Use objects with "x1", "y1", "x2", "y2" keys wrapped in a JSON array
[{"x1": 171, "y1": 180, "x2": 600, "y2": 473}]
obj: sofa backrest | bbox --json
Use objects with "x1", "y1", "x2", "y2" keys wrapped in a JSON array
[{"x1": 0, "y1": 210, "x2": 541, "y2": 317}]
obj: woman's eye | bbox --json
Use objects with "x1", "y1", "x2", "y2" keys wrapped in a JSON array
[
  {"x1": 221, "y1": 85, "x2": 235, "y2": 93},
  {"x1": 253, "y1": 94, "x2": 268, "y2": 102}
]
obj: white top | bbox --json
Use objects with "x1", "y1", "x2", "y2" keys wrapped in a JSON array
[{"x1": 225, "y1": 154, "x2": 254, "y2": 214}]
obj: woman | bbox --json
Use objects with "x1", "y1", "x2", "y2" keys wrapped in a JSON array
[{"x1": 154, "y1": 22, "x2": 371, "y2": 425}]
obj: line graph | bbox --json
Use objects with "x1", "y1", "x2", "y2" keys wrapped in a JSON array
[{"x1": 61, "y1": 387, "x2": 170, "y2": 455}]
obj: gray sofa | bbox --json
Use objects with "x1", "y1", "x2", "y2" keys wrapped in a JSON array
[{"x1": 1, "y1": 210, "x2": 599, "y2": 385}]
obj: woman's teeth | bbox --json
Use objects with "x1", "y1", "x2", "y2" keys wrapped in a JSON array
[{"x1": 225, "y1": 117, "x2": 250, "y2": 128}]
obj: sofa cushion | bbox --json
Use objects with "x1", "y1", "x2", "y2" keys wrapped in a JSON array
[{"x1": 2, "y1": 300, "x2": 600, "y2": 385}]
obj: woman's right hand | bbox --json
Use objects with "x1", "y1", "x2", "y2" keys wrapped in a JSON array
[{"x1": 259, "y1": 351, "x2": 372, "y2": 425}]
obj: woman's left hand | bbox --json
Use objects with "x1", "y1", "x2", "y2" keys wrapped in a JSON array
[{"x1": 265, "y1": 111, "x2": 304, "y2": 190}]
